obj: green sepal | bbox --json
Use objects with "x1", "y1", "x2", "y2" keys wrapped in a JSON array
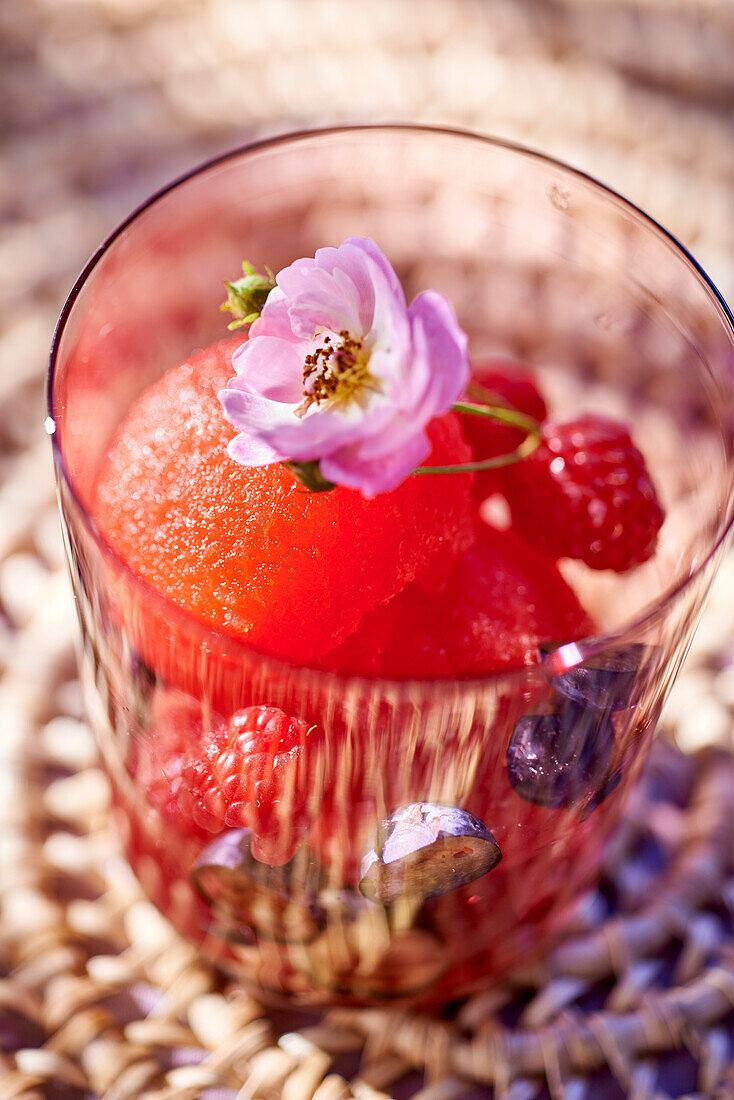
[
  {"x1": 221, "y1": 261, "x2": 276, "y2": 328},
  {"x1": 283, "y1": 460, "x2": 337, "y2": 493}
]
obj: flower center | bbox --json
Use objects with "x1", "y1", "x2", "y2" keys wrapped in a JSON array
[{"x1": 295, "y1": 331, "x2": 379, "y2": 417}]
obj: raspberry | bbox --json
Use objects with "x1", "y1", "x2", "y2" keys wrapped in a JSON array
[
  {"x1": 462, "y1": 361, "x2": 548, "y2": 500},
  {"x1": 135, "y1": 692, "x2": 319, "y2": 865},
  {"x1": 502, "y1": 414, "x2": 665, "y2": 572},
  {"x1": 470, "y1": 361, "x2": 548, "y2": 424}
]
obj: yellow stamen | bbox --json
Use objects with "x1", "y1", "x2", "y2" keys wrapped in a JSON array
[{"x1": 295, "y1": 330, "x2": 380, "y2": 417}]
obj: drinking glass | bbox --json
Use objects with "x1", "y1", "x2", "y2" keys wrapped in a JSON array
[{"x1": 48, "y1": 126, "x2": 734, "y2": 1007}]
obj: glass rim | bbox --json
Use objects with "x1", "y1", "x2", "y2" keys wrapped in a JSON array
[{"x1": 47, "y1": 122, "x2": 734, "y2": 688}]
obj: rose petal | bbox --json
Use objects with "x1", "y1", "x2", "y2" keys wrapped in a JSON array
[
  {"x1": 247, "y1": 286, "x2": 294, "y2": 341},
  {"x1": 363, "y1": 343, "x2": 411, "y2": 402},
  {"x1": 408, "y1": 290, "x2": 470, "y2": 411},
  {"x1": 321, "y1": 429, "x2": 430, "y2": 497},
  {"x1": 362, "y1": 270, "x2": 410, "y2": 357},
  {"x1": 218, "y1": 386, "x2": 298, "y2": 436},
  {"x1": 231, "y1": 335, "x2": 308, "y2": 403},
  {"x1": 277, "y1": 262, "x2": 363, "y2": 338},
  {"x1": 261, "y1": 401, "x2": 387, "y2": 461},
  {"x1": 227, "y1": 433, "x2": 285, "y2": 467},
  {"x1": 349, "y1": 412, "x2": 427, "y2": 461},
  {"x1": 314, "y1": 239, "x2": 407, "y2": 337},
  {"x1": 342, "y1": 237, "x2": 406, "y2": 304}
]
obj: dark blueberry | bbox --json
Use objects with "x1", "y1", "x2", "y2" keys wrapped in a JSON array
[
  {"x1": 538, "y1": 641, "x2": 656, "y2": 712},
  {"x1": 507, "y1": 702, "x2": 615, "y2": 809},
  {"x1": 130, "y1": 649, "x2": 157, "y2": 697},
  {"x1": 580, "y1": 763, "x2": 623, "y2": 819},
  {"x1": 359, "y1": 802, "x2": 502, "y2": 906},
  {"x1": 127, "y1": 648, "x2": 158, "y2": 724},
  {"x1": 191, "y1": 830, "x2": 324, "y2": 945}
]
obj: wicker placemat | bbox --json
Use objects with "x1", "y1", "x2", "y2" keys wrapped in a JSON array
[
  {"x1": 3, "y1": 692, "x2": 734, "y2": 1098},
  {"x1": 2, "y1": 1, "x2": 734, "y2": 1095}
]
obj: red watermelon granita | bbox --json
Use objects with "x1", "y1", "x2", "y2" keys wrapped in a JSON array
[{"x1": 51, "y1": 129, "x2": 733, "y2": 1010}]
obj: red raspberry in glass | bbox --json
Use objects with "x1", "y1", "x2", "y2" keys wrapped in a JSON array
[
  {"x1": 462, "y1": 361, "x2": 548, "y2": 500},
  {"x1": 137, "y1": 693, "x2": 320, "y2": 865},
  {"x1": 503, "y1": 414, "x2": 665, "y2": 572}
]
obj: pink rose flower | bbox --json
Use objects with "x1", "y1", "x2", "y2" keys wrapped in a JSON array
[{"x1": 218, "y1": 237, "x2": 469, "y2": 497}]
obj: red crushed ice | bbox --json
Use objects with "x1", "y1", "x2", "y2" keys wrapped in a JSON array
[
  {"x1": 319, "y1": 524, "x2": 595, "y2": 678},
  {"x1": 93, "y1": 337, "x2": 475, "y2": 664}
]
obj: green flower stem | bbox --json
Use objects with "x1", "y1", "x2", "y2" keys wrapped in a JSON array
[
  {"x1": 282, "y1": 401, "x2": 542, "y2": 491},
  {"x1": 452, "y1": 400, "x2": 540, "y2": 435},
  {"x1": 413, "y1": 431, "x2": 540, "y2": 475},
  {"x1": 413, "y1": 399, "x2": 541, "y2": 476}
]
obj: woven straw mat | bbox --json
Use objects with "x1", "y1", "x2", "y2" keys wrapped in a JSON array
[{"x1": 2, "y1": 0, "x2": 734, "y2": 1096}]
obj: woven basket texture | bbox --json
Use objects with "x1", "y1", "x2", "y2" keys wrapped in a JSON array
[{"x1": 1, "y1": 0, "x2": 734, "y2": 1096}]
